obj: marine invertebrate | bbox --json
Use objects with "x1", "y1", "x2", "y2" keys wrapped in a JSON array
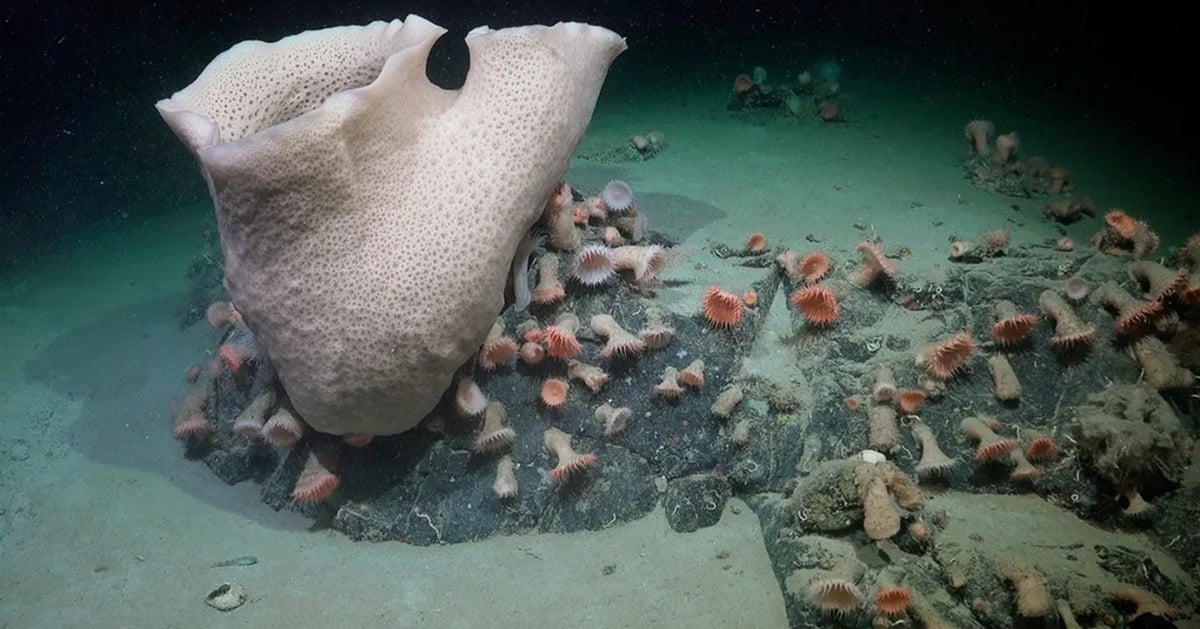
[
  {"x1": 543, "y1": 312, "x2": 583, "y2": 359},
  {"x1": 1046, "y1": 166, "x2": 1071, "y2": 194},
  {"x1": 852, "y1": 241, "x2": 898, "y2": 287},
  {"x1": 612, "y1": 245, "x2": 665, "y2": 285},
  {"x1": 991, "y1": 132, "x2": 1019, "y2": 169},
  {"x1": 590, "y1": 313, "x2": 645, "y2": 359},
  {"x1": 990, "y1": 300, "x2": 1038, "y2": 345},
  {"x1": 1091, "y1": 281, "x2": 1164, "y2": 335},
  {"x1": 1130, "y1": 336, "x2": 1193, "y2": 389},
  {"x1": 493, "y1": 455, "x2": 518, "y2": 498},
  {"x1": 454, "y1": 377, "x2": 488, "y2": 417},
  {"x1": 232, "y1": 390, "x2": 277, "y2": 439},
  {"x1": 910, "y1": 420, "x2": 956, "y2": 479},
  {"x1": 964, "y1": 119, "x2": 994, "y2": 156},
  {"x1": 594, "y1": 403, "x2": 632, "y2": 437},
  {"x1": 473, "y1": 401, "x2": 516, "y2": 454},
  {"x1": 745, "y1": 232, "x2": 768, "y2": 253},
  {"x1": 947, "y1": 240, "x2": 976, "y2": 260},
  {"x1": 540, "y1": 378, "x2": 569, "y2": 408},
  {"x1": 732, "y1": 73, "x2": 754, "y2": 94},
  {"x1": 638, "y1": 306, "x2": 675, "y2": 348},
  {"x1": 1038, "y1": 290, "x2": 1096, "y2": 351},
  {"x1": 543, "y1": 182, "x2": 581, "y2": 251},
  {"x1": 1064, "y1": 277, "x2": 1090, "y2": 303},
  {"x1": 478, "y1": 321, "x2": 519, "y2": 370},
  {"x1": 857, "y1": 465, "x2": 901, "y2": 539},
  {"x1": 206, "y1": 300, "x2": 245, "y2": 329},
  {"x1": 291, "y1": 443, "x2": 340, "y2": 504},
  {"x1": 979, "y1": 228, "x2": 1010, "y2": 255},
  {"x1": 808, "y1": 576, "x2": 864, "y2": 616},
  {"x1": 818, "y1": 102, "x2": 841, "y2": 122},
  {"x1": 1128, "y1": 260, "x2": 1188, "y2": 302},
  {"x1": 791, "y1": 285, "x2": 839, "y2": 325},
  {"x1": 262, "y1": 402, "x2": 306, "y2": 446},
  {"x1": 917, "y1": 331, "x2": 976, "y2": 380},
  {"x1": 1026, "y1": 436, "x2": 1056, "y2": 462},
  {"x1": 871, "y1": 366, "x2": 896, "y2": 403},
  {"x1": 897, "y1": 389, "x2": 925, "y2": 413},
  {"x1": 679, "y1": 359, "x2": 705, "y2": 387},
  {"x1": 798, "y1": 251, "x2": 832, "y2": 284},
  {"x1": 1008, "y1": 447, "x2": 1040, "y2": 481},
  {"x1": 570, "y1": 244, "x2": 617, "y2": 286},
  {"x1": 874, "y1": 585, "x2": 912, "y2": 616},
  {"x1": 711, "y1": 385, "x2": 743, "y2": 419},
  {"x1": 157, "y1": 16, "x2": 625, "y2": 437},
  {"x1": 602, "y1": 225, "x2": 624, "y2": 247},
  {"x1": 987, "y1": 354, "x2": 1021, "y2": 402},
  {"x1": 868, "y1": 403, "x2": 899, "y2": 452},
  {"x1": 566, "y1": 359, "x2": 609, "y2": 393},
  {"x1": 543, "y1": 427, "x2": 597, "y2": 482},
  {"x1": 601, "y1": 180, "x2": 635, "y2": 213},
  {"x1": 998, "y1": 560, "x2": 1052, "y2": 618},
  {"x1": 519, "y1": 341, "x2": 545, "y2": 365},
  {"x1": 533, "y1": 253, "x2": 567, "y2": 305},
  {"x1": 1092, "y1": 209, "x2": 1160, "y2": 259},
  {"x1": 777, "y1": 249, "x2": 832, "y2": 284},
  {"x1": 1072, "y1": 384, "x2": 1193, "y2": 516},
  {"x1": 701, "y1": 286, "x2": 744, "y2": 328},
  {"x1": 1108, "y1": 584, "x2": 1178, "y2": 620},
  {"x1": 653, "y1": 367, "x2": 684, "y2": 399},
  {"x1": 960, "y1": 416, "x2": 1019, "y2": 462},
  {"x1": 1104, "y1": 209, "x2": 1138, "y2": 239},
  {"x1": 173, "y1": 373, "x2": 215, "y2": 440}
]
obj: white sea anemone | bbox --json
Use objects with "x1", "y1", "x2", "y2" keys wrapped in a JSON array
[
  {"x1": 571, "y1": 244, "x2": 617, "y2": 286},
  {"x1": 602, "y1": 180, "x2": 635, "y2": 212}
]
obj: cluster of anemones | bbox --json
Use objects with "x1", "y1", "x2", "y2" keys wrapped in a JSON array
[
  {"x1": 959, "y1": 416, "x2": 1055, "y2": 482},
  {"x1": 539, "y1": 179, "x2": 677, "y2": 289},
  {"x1": 1089, "y1": 209, "x2": 1160, "y2": 259}
]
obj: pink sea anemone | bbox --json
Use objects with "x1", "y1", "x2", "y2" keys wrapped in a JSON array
[{"x1": 602, "y1": 180, "x2": 635, "y2": 213}]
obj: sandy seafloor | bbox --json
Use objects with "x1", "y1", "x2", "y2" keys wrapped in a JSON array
[{"x1": 1, "y1": 61, "x2": 1196, "y2": 627}]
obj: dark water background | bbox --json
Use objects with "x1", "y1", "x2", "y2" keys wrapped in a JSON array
[{"x1": 0, "y1": 1, "x2": 1188, "y2": 267}]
